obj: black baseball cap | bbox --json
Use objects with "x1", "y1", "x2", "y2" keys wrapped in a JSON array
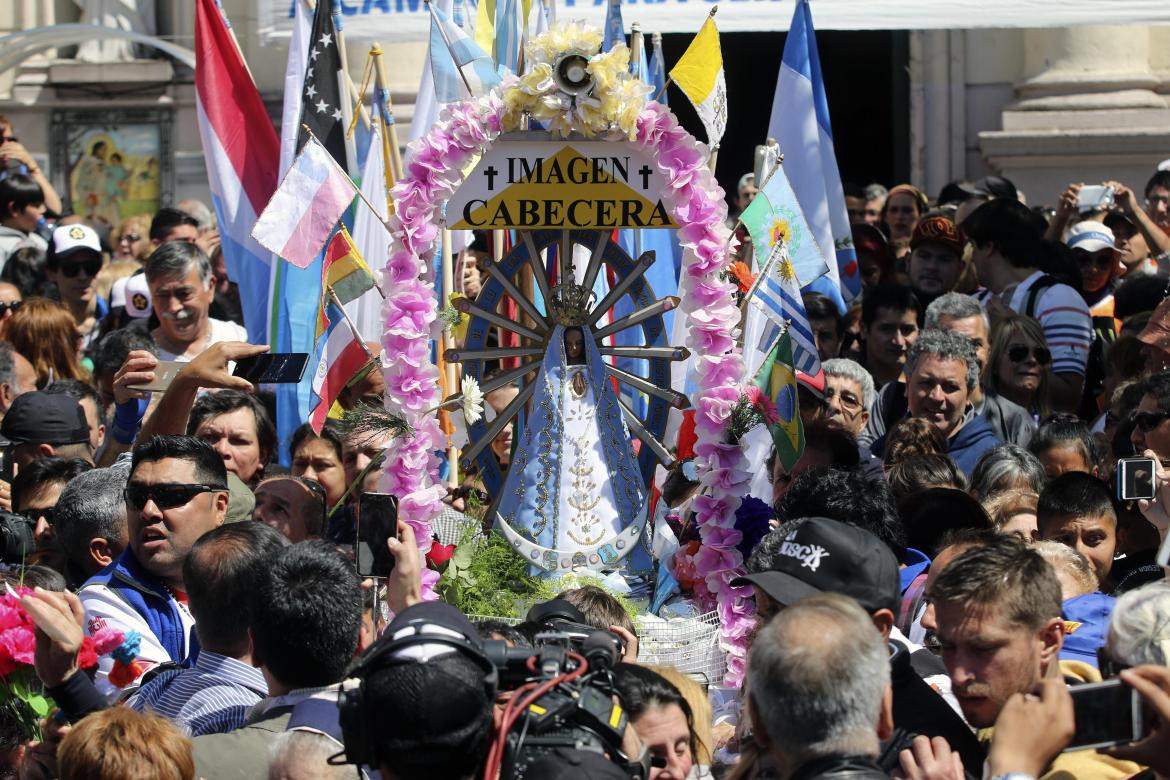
[
  {"x1": 731, "y1": 517, "x2": 900, "y2": 614},
  {"x1": 0, "y1": 392, "x2": 90, "y2": 446},
  {"x1": 960, "y1": 175, "x2": 1019, "y2": 202}
]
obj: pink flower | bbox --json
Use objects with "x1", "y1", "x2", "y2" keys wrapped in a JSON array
[
  {"x1": 693, "y1": 494, "x2": 739, "y2": 527},
  {"x1": 690, "y1": 324, "x2": 735, "y2": 356},
  {"x1": 419, "y1": 566, "x2": 440, "y2": 602},
  {"x1": 701, "y1": 466, "x2": 752, "y2": 494},
  {"x1": 384, "y1": 287, "x2": 435, "y2": 341},
  {"x1": 0, "y1": 625, "x2": 35, "y2": 669},
  {"x1": 696, "y1": 440, "x2": 745, "y2": 471},
  {"x1": 755, "y1": 394, "x2": 780, "y2": 425},
  {"x1": 694, "y1": 544, "x2": 742, "y2": 576},
  {"x1": 696, "y1": 355, "x2": 744, "y2": 389},
  {"x1": 0, "y1": 596, "x2": 29, "y2": 632},
  {"x1": 680, "y1": 277, "x2": 734, "y2": 310},
  {"x1": 700, "y1": 525, "x2": 743, "y2": 551},
  {"x1": 694, "y1": 386, "x2": 741, "y2": 435},
  {"x1": 385, "y1": 249, "x2": 421, "y2": 285},
  {"x1": 385, "y1": 362, "x2": 439, "y2": 414},
  {"x1": 383, "y1": 445, "x2": 431, "y2": 496},
  {"x1": 93, "y1": 627, "x2": 125, "y2": 655}
]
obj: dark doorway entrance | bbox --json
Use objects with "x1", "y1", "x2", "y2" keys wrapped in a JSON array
[{"x1": 657, "y1": 29, "x2": 910, "y2": 208}]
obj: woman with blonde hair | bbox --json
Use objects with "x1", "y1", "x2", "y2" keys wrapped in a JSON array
[
  {"x1": 112, "y1": 213, "x2": 152, "y2": 263},
  {"x1": 648, "y1": 664, "x2": 715, "y2": 769},
  {"x1": 6, "y1": 297, "x2": 88, "y2": 386},
  {"x1": 988, "y1": 315, "x2": 1053, "y2": 421},
  {"x1": 58, "y1": 707, "x2": 194, "y2": 780}
]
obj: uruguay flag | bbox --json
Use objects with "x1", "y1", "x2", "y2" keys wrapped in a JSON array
[
  {"x1": 194, "y1": 0, "x2": 279, "y2": 344},
  {"x1": 766, "y1": 0, "x2": 860, "y2": 310}
]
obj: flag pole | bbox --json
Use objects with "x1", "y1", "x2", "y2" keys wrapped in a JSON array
[
  {"x1": 211, "y1": 0, "x2": 260, "y2": 86},
  {"x1": 301, "y1": 125, "x2": 395, "y2": 237},
  {"x1": 330, "y1": 6, "x2": 371, "y2": 131},
  {"x1": 441, "y1": 227, "x2": 459, "y2": 489},
  {"x1": 371, "y1": 43, "x2": 406, "y2": 185},
  {"x1": 327, "y1": 285, "x2": 376, "y2": 360},
  {"x1": 425, "y1": 0, "x2": 477, "y2": 97}
]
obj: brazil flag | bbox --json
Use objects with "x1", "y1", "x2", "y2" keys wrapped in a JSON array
[{"x1": 753, "y1": 329, "x2": 804, "y2": 471}]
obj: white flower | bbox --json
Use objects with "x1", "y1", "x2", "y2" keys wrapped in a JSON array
[{"x1": 461, "y1": 375, "x2": 485, "y2": 426}]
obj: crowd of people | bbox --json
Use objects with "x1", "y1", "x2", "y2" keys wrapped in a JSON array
[{"x1": 2, "y1": 109, "x2": 1170, "y2": 780}]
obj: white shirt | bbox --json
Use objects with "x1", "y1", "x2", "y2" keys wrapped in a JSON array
[
  {"x1": 154, "y1": 317, "x2": 248, "y2": 363},
  {"x1": 79, "y1": 579, "x2": 196, "y2": 700},
  {"x1": 1003, "y1": 270, "x2": 1092, "y2": 377}
]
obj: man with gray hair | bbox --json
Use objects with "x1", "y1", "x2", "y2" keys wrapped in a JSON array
[
  {"x1": 1106, "y1": 581, "x2": 1170, "y2": 670},
  {"x1": 821, "y1": 358, "x2": 874, "y2": 436},
  {"x1": 869, "y1": 329, "x2": 1001, "y2": 475},
  {"x1": 52, "y1": 461, "x2": 131, "y2": 588},
  {"x1": 861, "y1": 293, "x2": 1034, "y2": 449},
  {"x1": 747, "y1": 592, "x2": 893, "y2": 780},
  {"x1": 0, "y1": 340, "x2": 35, "y2": 418},
  {"x1": 145, "y1": 241, "x2": 247, "y2": 362}
]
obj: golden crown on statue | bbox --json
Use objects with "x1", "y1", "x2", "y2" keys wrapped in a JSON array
[{"x1": 548, "y1": 281, "x2": 595, "y2": 327}]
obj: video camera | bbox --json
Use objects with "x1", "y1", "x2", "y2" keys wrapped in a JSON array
[
  {"x1": 481, "y1": 600, "x2": 648, "y2": 780},
  {"x1": 0, "y1": 511, "x2": 35, "y2": 564}
]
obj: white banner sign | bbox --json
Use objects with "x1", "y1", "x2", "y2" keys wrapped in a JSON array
[{"x1": 255, "y1": 0, "x2": 1170, "y2": 44}]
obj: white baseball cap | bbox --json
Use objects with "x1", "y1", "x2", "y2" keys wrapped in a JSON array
[
  {"x1": 51, "y1": 223, "x2": 101, "y2": 257},
  {"x1": 123, "y1": 273, "x2": 152, "y2": 319},
  {"x1": 1066, "y1": 221, "x2": 1120, "y2": 254},
  {"x1": 109, "y1": 276, "x2": 130, "y2": 308}
]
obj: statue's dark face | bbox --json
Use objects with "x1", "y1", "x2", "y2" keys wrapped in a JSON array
[{"x1": 565, "y1": 327, "x2": 585, "y2": 364}]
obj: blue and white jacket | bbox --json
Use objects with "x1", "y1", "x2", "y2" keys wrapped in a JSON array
[{"x1": 79, "y1": 550, "x2": 197, "y2": 699}]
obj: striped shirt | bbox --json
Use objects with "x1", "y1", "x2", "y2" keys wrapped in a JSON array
[
  {"x1": 127, "y1": 651, "x2": 268, "y2": 736},
  {"x1": 1005, "y1": 271, "x2": 1092, "y2": 376}
]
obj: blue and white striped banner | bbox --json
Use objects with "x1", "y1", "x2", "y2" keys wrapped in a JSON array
[
  {"x1": 493, "y1": 0, "x2": 523, "y2": 72},
  {"x1": 748, "y1": 246, "x2": 821, "y2": 377}
]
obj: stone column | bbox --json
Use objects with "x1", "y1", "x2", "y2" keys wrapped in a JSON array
[{"x1": 979, "y1": 26, "x2": 1170, "y2": 204}]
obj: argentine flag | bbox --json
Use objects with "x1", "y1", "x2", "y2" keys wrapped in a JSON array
[
  {"x1": 766, "y1": 0, "x2": 860, "y2": 310},
  {"x1": 430, "y1": 3, "x2": 502, "y2": 103}
]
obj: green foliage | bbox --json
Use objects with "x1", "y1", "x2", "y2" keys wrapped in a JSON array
[
  {"x1": 437, "y1": 526, "x2": 540, "y2": 618},
  {"x1": 436, "y1": 526, "x2": 640, "y2": 622}
]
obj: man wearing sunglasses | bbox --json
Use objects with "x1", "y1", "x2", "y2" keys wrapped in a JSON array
[
  {"x1": 47, "y1": 224, "x2": 107, "y2": 352},
  {"x1": 79, "y1": 434, "x2": 228, "y2": 697}
]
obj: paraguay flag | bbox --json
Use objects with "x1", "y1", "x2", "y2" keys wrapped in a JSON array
[
  {"x1": 194, "y1": 0, "x2": 280, "y2": 344},
  {"x1": 754, "y1": 329, "x2": 804, "y2": 471}
]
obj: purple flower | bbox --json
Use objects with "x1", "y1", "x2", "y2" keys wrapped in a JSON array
[{"x1": 733, "y1": 496, "x2": 773, "y2": 560}]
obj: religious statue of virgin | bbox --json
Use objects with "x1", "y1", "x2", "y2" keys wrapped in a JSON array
[{"x1": 494, "y1": 281, "x2": 653, "y2": 576}]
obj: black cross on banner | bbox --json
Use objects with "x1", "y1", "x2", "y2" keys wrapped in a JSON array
[{"x1": 296, "y1": 0, "x2": 348, "y2": 169}]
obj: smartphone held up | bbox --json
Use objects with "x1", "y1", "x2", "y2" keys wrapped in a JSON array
[{"x1": 356, "y1": 491, "x2": 398, "y2": 578}]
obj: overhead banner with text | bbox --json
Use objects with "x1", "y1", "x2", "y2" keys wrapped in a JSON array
[{"x1": 254, "y1": 0, "x2": 1170, "y2": 43}]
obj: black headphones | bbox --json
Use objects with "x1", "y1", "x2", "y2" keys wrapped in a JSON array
[{"x1": 336, "y1": 615, "x2": 499, "y2": 768}]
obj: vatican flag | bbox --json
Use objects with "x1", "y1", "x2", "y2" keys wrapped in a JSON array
[{"x1": 669, "y1": 13, "x2": 726, "y2": 144}]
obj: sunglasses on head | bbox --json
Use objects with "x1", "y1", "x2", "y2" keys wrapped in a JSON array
[
  {"x1": 1007, "y1": 344, "x2": 1052, "y2": 365},
  {"x1": 58, "y1": 256, "x2": 102, "y2": 278},
  {"x1": 124, "y1": 482, "x2": 227, "y2": 510},
  {"x1": 1134, "y1": 410, "x2": 1170, "y2": 433}
]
